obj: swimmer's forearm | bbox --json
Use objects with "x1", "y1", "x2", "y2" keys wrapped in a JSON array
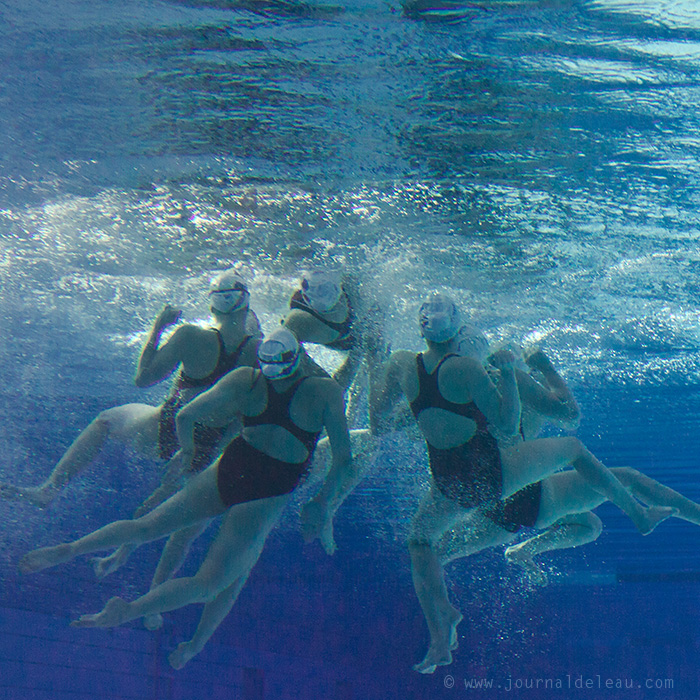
[
  {"x1": 175, "y1": 410, "x2": 196, "y2": 456},
  {"x1": 135, "y1": 324, "x2": 164, "y2": 384},
  {"x1": 534, "y1": 361, "x2": 580, "y2": 423},
  {"x1": 498, "y1": 367, "x2": 521, "y2": 435},
  {"x1": 333, "y1": 351, "x2": 361, "y2": 393},
  {"x1": 544, "y1": 369, "x2": 578, "y2": 401},
  {"x1": 315, "y1": 457, "x2": 360, "y2": 515}
]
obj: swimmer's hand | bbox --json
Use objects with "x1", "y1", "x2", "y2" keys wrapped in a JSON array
[
  {"x1": 524, "y1": 347, "x2": 554, "y2": 373},
  {"x1": 489, "y1": 348, "x2": 516, "y2": 371},
  {"x1": 163, "y1": 449, "x2": 193, "y2": 484},
  {"x1": 155, "y1": 304, "x2": 182, "y2": 330},
  {"x1": 300, "y1": 499, "x2": 336, "y2": 555},
  {"x1": 134, "y1": 450, "x2": 192, "y2": 518}
]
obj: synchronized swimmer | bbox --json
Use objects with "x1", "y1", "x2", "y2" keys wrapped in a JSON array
[{"x1": 9, "y1": 272, "x2": 698, "y2": 673}]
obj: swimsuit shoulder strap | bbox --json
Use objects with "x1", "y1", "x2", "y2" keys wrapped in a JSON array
[
  {"x1": 243, "y1": 376, "x2": 320, "y2": 448},
  {"x1": 410, "y1": 352, "x2": 487, "y2": 427},
  {"x1": 289, "y1": 289, "x2": 352, "y2": 337}
]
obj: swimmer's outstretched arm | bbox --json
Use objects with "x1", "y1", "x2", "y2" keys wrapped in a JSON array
[{"x1": 300, "y1": 382, "x2": 355, "y2": 554}]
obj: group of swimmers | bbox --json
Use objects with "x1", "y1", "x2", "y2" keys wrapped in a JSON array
[{"x1": 5, "y1": 267, "x2": 700, "y2": 674}]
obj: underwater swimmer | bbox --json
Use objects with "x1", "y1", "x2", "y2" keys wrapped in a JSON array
[
  {"x1": 370, "y1": 294, "x2": 675, "y2": 674},
  {"x1": 282, "y1": 267, "x2": 387, "y2": 424},
  {"x1": 20, "y1": 328, "x2": 357, "y2": 670},
  {"x1": 438, "y1": 326, "x2": 695, "y2": 587},
  {"x1": 0, "y1": 270, "x2": 261, "y2": 508}
]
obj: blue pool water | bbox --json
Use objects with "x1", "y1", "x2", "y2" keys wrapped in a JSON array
[{"x1": 2, "y1": 0, "x2": 700, "y2": 697}]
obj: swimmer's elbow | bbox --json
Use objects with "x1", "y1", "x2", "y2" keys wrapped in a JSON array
[
  {"x1": 497, "y1": 411, "x2": 521, "y2": 438},
  {"x1": 562, "y1": 414, "x2": 581, "y2": 431},
  {"x1": 348, "y1": 457, "x2": 363, "y2": 480},
  {"x1": 134, "y1": 371, "x2": 162, "y2": 389},
  {"x1": 335, "y1": 454, "x2": 358, "y2": 483},
  {"x1": 567, "y1": 408, "x2": 581, "y2": 427},
  {"x1": 558, "y1": 401, "x2": 581, "y2": 427},
  {"x1": 504, "y1": 420, "x2": 520, "y2": 437},
  {"x1": 133, "y1": 372, "x2": 150, "y2": 388}
]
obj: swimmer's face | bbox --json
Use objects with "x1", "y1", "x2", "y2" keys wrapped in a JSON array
[
  {"x1": 209, "y1": 283, "x2": 249, "y2": 314},
  {"x1": 258, "y1": 331, "x2": 301, "y2": 380},
  {"x1": 300, "y1": 273, "x2": 342, "y2": 314},
  {"x1": 418, "y1": 295, "x2": 460, "y2": 343}
]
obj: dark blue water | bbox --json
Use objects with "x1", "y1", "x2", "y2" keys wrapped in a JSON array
[{"x1": 2, "y1": 0, "x2": 700, "y2": 697}]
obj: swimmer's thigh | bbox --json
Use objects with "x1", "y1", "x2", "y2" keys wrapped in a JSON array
[
  {"x1": 103, "y1": 403, "x2": 161, "y2": 459},
  {"x1": 409, "y1": 483, "x2": 467, "y2": 547}
]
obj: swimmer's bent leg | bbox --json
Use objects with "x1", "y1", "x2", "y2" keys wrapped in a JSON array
[
  {"x1": 20, "y1": 464, "x2": 226, "y2": 575},
  {"x1": 1, "y1": 404, "x2": 160, "y2": 507},
  {"x1": 436, "y1": 511, "x2": 517, "y2": 566},
  {"x1": 500, "y1": 438, "x2": 675, "y2": 536},
  {"x1": 505, "y1": 512, "x2": 603, "y2": 586}
]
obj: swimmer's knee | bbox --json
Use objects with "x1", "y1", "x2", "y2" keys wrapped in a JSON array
[
  {"x1": 561, "y1": 436, "x2": 585, "y2": 459},
  {"x1": 191, "y1": 574, "x2": 229, "y2": 603},
  {"x1": 589, "y1": 514, "x2": 604, "y2": 539},
  {"x1": 93, "y1": 409, "x2": 117, "y2": 436},
  {"x1": 93, "y1": 405, "x2": 139, "y2": 438},
  {"x1": 407, "y1": 537, "x2": 434, "y2": 552},
  {"x1": 128, "y1": 519, "x2": 154, "y2": 543},
  {"x1": 563, "y1": 512, "x2": 602, "y2": 539},
  {"x1": 577, "y1": 511, "x2": 603, "y2": 537}
]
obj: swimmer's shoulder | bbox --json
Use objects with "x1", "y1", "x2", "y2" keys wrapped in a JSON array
[
  {"x1": 440, "y1": 354, "x2": 490, "y2": 388},
  {"x1": 385, "y1": 349, "x2": 416, "y2": 381},
  {"x1": 282, "y1": 307, "x2": 320, "y2": 338}
]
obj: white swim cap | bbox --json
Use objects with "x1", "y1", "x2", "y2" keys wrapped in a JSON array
[
  {"x1": 454, "y1": 324, "x2": 490, "y2": 364},
  {"x1": 209, "y1": 270, "x2": 250, "y2": 314},
  {"x1": 300, "y1": 269, "x2": 343, "y2": 314},
  {"x1": 258, "y1": 327, "x2": 301, "y2": 380},
  {"x1": 418, "y1": 293, "x2": 461, "y2": 343}
]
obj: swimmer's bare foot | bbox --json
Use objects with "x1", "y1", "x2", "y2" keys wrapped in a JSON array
[
  {"x1": 143, "y1": 614, "x2": 163, "y2": 631},
  {"x1": 414, "y1": 606, "x2": 461, "y2": 674},
  {"x1": 71, "y1": 597, "x2": 131, "y2": 629},
  {"x1": 92, "y1": 546, "x2": 132, "y2": 579},
  {"x1": 0, "y1": 483, "x2": 58, "y2": 508},
  {"x1": 413, "y1": 644, "x2": 453, "y2": 674},
  {"x1": 636, "y1": 506, "x2": 678, "y2": 536},
  {"x1": 445, "y1": 607, "x2": 463, "y2": 650},
  {"x1": 19, "y1": 543, "x2": 73, "y2": 574},
  {"x1": 169, "y1": 641, "x2": 201, "y2": 669},
  {"x1": 504, "y1": 543, "x2": 549, "y2": 587}
]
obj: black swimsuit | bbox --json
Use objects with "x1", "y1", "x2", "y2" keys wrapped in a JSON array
[
  {"x1": 482, "y1": 482, "x2": 542, "y2": 533},
  {"x1": 409, "y1": 353, "x2": 542, "y2": 530},
  {"x1": 410, "y1": 354, "x2": 503, "y2": 508},
  {"x1": 289, "y1": 289, "x2": 356, "y2": 351},
  {"x1": 216, "y1": 375, "x2": 322, "y2": 508},
  {"x1": 158, "y1": 332, "x2": 257, "y2": 472}
]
